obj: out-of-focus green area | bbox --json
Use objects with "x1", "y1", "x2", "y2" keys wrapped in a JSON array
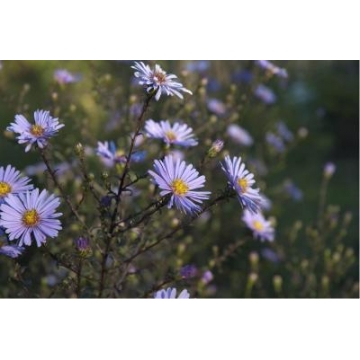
[{"x1": 0, "y1": 60, "x2": 358, "y2": 298}]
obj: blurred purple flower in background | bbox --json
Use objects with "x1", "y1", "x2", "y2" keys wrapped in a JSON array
[
  {"x1": 227, "y1": 124, "x2": 253, "y2": 147},
  {"x1": 54, "y1": 69, "x2": 81, "y2": 84},
  {"x1": 180, "y1": 264, "x2": 198, "y2": 279},
  {"x1": 254, "y1": 84, "x2": 277, "y2": 104},
  {"x1": 207, "y1": 98, "x2": 227, "y2": 116},
  {"x1": 255, "y1": 60, "x2": 288, "y2": 79},
  {"x1": 283, "y1": 180, "x2": 303, "y2": 201},
  {"x1": 266, "y1": 132, "x2": 286, "y2": 153}
]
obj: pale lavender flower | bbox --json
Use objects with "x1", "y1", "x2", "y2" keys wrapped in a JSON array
[
  {"x1": 154, "y1": 287, "x2": 190, "y2": 299},
  {"x1": 207, "y1": 98, "x2": 227, "y2": 116},
  {"x1": 96, "y1": 141, "x2": 126, "y2": 167},
  {"x1": 54, "y1": 69, "x2": 81, "y2": 84},
  {"x1": 0, "y1": 165, "x2": 33, "y2": 204},
  {"x1": 324, "y1": 162, "x2": 336, "y2": 178},
  {"x1": 255, "y1": 60, "x2": 288, "y2": 78},
  {"x1": 7, "y1": 110, "x2": 65, "y2": 152},
  {"x1": 145, "y1": 119, "x2": 198, "y2": 147},
  {"x1": 132, "y1": 61, "x2": 192, "y2": 101},
  {"x1": 221, "y1": 155, "x2": 261, "y2": 214},
  {"x1": 242, "y1": 209, "x2": 274, "y2": 242},
  {"x1": 0, "y1": 244, "x2": 25, "y2": 258},
  {"x1": 254, "y1": 84, "x2": 277, "y2": 104},
  {"x1": 261, "y1": 248, "x2": 281, "y2": 263},
  {"x1": 0, "y1": 188, "x2": 62, "y2": 247},
  {"x1": 227, "y1": 124, "x2": 253, "y2": 146},
  {"x1": 148, "y1": 155, "x2": 211, "y2": 215}
]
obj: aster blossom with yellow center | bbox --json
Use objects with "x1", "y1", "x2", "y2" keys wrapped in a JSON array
[
  {"x1": 132, "y1": 61, "x2": 192, "y2": 101},
  {"x1": 7, "y1": 109, "x2": 65, "y2": 152},
  {"x1": 148, "y1": 155, "x2": 210, "y2": 215},
  {"x1": 221, "y1": 155, "x2": 262, "y2": 213},
  {"x1": 0, "y1": 165, "x2": 33, "y2": 204},
  {"x1": 242, "y1": 209, "x2": 274, "y2": 242},
  {"x1": 145, "y1": 119, "x2": 198, "y2": 147},
  {"x1": 0, "y1": 188, "x2": 62, "y2": 247}
]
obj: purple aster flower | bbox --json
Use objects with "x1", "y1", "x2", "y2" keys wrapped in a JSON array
[
  {"x1": 96, "y1": 141, "x2": 126, "y2": 167},
  {"x1": 254, "y1": 84, "x2": 277, "y2": 104},
  {"x1": 180, "y1": 264, "x2": 198, "y2": 279},
  {"x1": 7, "y1": 110, "x2": 65, "y2": 152},
  {"x1": 148, "y1": 155, "x2": 211, "y2": 215},
  {"x1": 145, "y1": 119, "x2": 198, "y2": 147},
  {"x1": 154, "y1": 287, "x2": 190, "y2": 299},
  {"x1": 54, "y1": 69, "x2": 81, "y2": 84},
  {"x1": 221, "y1": 155, "x2": 261, "y2": 214},
  {"x1": 132, "y1": 61, "x2": 192, "y2": 101},
  {"x1": 242, "y1": 209, "x2": 275, "y2": 242},
  {"x1": 255, "y1": 60, "x2": 288, "y2": 78},
  {"x1": 0, "y1": 165, "x2": 33, "y2": 204},
  {"x1": 0, "y1": 244, "x2": 25, "y2": 258},
  {"x1": 227, "y1": 124, "x2": 253, "y2": 146},
  {"x1": 0, "y1": 188, "x2": 62, "y2": 247}
]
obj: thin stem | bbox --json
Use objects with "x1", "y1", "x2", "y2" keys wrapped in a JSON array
[
  {"x1": 317, "y1": 176, "x2": 329, "y2": 230},
  {"x1": 98, "y1": 94, "x2": 153, "y2": 298},
  {"x1": 39, "y1": 148, "x2": 90, "y2": 234}
]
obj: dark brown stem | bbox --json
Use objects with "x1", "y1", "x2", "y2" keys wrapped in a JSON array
[{"x1": 98, "y1": 94, "x2": 153, "y2": 298}]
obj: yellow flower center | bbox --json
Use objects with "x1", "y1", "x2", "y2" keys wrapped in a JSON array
[
  {"x1": 165, "y1": 130, "x2": 177, "y2": 142},
  {"x1": 30, "y1": 124, "x2": 45, "y2": 137},
  {"x1": 0, "y1": 181, "x2": 12, "y2": 197},
  {"x1": 253, "y1": 220, "x2": 264, "y2": 231},
  {"x1": 237, "y1": 178, "x2": 248, "y2": 193},
  {"x1": 171, "y1": 178, "x2": 189, "y2": 196},
  {"x1": 22, "y1": 209, "x2": 40, "y2": 227}
]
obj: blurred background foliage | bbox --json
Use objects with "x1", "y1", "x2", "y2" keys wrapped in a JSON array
[{"x1": 0, "y1": 60, "x2": 358, "y2": 298}]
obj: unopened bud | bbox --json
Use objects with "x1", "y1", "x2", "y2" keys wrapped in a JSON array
[
  {"x1": 75, "y1": 143, "x2": 84, "y2": 157},
  {"x1": 273, "y1": 275, "x2": 283, "y2": 293}
]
